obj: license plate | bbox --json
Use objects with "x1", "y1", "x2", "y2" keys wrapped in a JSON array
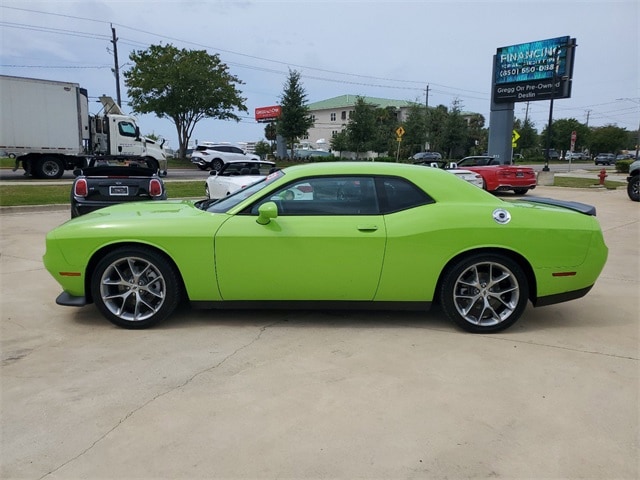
[
  {"x1": 109, "y1": 186, "x2": 129, "y2": 196},
  {"x1": 516, "y1": 172, "x2": 524, "y2": 177}
]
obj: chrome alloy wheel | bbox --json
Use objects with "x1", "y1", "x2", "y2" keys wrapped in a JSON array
[
  {"x1": 99, "y1": 256, "x2": 166, "y2": 322},
  {"x1": 452, "y1": 261, "x2": 520, "y2": 327}
]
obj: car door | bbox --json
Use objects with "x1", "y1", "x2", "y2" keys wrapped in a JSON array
[{"x1": 214, "y1": 176, "x2": 386, "y2": 301}]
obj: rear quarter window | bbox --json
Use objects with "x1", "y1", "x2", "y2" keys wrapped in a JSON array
[{"x1": 378, "y1": 177, "x2": 434, "y2": 213}]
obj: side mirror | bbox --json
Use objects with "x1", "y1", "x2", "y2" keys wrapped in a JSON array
[
  {"x1": 256, "y1": 201, "x2": 278, "y2": 225},
  {"x1": 449, "y1": 162, "x2": 458, "y2": 169},
  {"x1": 209, "y1": 170, "x2": 218, "y2": 176},
  {"x1": 73, "y1": 168, "x2": 83, "y2": 177}
]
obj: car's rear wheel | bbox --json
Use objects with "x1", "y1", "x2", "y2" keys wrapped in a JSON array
[
  {"x1": 628, "y1": 174, "x2": 639, "y2": 201},
  {"x1": 91, "y1": 247, "x2": 181, "y2": 329},
  {"x1": 439, "y1": 253, "x2": 529, "y2": 333},
  {"x1": 212, "y1": 158, "x2": 224, "y2": 171}
]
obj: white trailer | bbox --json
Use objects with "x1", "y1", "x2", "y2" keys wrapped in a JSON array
[{"x1": 0, "y1": 75, "x2": 167, "y2": 179}]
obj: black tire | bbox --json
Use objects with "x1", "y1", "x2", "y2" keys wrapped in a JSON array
[
  {"x1": 628, "y1": 174, "x2": 639, "y2": 202},
  {"x1": 513, "y1": 188, "x2": 528, "y2": 195},
  {"x1": 211, "y1": 158, "x2": 224, "y2": 171},
  {"x1": 35, "y1": 156, "x2": 64, "y2": 179},
  {"x1": 90, "y1": 247, "x2": 181, "y2": 329},
  {"x1": 439, "y1": 253, "x2": 529, "y2": 333}
]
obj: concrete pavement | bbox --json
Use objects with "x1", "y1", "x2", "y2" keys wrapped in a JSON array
[{"x1": 1, "y1": 186, "x2": 638, "y2": 479}]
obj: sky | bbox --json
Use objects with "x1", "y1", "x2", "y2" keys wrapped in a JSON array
[{"x1": 1, "y1": 0, "x2": 638, "y2": 152}]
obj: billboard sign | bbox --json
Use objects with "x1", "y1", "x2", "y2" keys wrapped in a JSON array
[
  {"x1": 493, "y1": 36, "x2": 576, "y2": 103},
  {"x1": 255, "y1": 105, "x2": 281, "y2": 122}
]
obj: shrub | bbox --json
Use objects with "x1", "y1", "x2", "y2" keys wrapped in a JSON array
[{"x1": 615, "y1": 159, "x2": 633, "y2": 173}]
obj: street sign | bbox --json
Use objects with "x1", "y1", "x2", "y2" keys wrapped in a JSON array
[
  {"x1": 512, "y1": 129, "x2": 520, "y2": 147},
  {"x1": 395, "y1": 126, "x2": 405, "y2": 137}
]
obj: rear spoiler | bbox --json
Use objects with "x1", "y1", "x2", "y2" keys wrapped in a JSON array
[{"x1": 518, "y1": 197, "x2": 596, "y2": 216}]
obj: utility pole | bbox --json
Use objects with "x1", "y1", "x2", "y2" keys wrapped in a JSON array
[
  {"x1": 111, "y1": 24, "x2": 122, "y2": 108},
  {"x1": 585, "y1": 109, "x2": 591, "y2": 126},
  {"x1": 425, "y1": 84, "x2": 430, "y2": 151}
]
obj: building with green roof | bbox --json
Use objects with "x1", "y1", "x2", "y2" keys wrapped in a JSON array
[{"x1": 304, "y1": 95, "x2": 417, "y2": 150}]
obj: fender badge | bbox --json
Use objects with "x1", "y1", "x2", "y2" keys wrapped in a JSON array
[{"x1": 493, "y1": 208, "x2": 511, "y2": 224}]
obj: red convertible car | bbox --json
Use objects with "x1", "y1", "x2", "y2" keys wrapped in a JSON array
[{"x1": 452, "y1": 156, "x2": 537, "y2": 195}]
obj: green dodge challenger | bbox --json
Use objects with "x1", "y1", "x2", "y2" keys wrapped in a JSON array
[{"x1": 43, "y1": 162, "x2": 608, "y2": 333}]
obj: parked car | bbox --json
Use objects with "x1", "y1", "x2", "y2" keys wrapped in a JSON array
[
  {"x1": 412, "y1": 152, "x2": 442, "y2": 162},
  {"x1": 454, "y1": 156, "x2": 537, "y2": 195},
  {"x1": 190, "y1": 143, "x2": 260, "y2": 171},
  {"x1": 413, "y1": 159, "x2": 483, "y2": 188},
  {"x1": 594, "y1": 153, "x2": 616, "y2": 165},
  {"x1": 616, "y1": 153, "x2": 634, "y2": 160},
  {"x1": 44, "y1": 162, "x2": 608, "y2": 334},
  {"x1": 546, "y1": 149, "x2": 560, "y2": 160},
  {"x1": 627, "y1": 160, "x2": 640, "y2": 201},
  {"x1": 70, "y1": 157, "x2": 166, "y2": 218},
  {"x1": 565, "y1": 151, "x2": 586, "y2": 161},
  {"x1": 205, "y1": 159, "x2": 276, "y2": 199}
]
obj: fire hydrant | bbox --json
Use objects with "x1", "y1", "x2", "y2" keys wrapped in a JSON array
[{"x1": 598, "y1": 169, "x2": 608, "y2": 185}]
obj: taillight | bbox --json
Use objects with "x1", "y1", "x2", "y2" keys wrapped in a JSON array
[
  {"x1": 149, "y1": 179, "x2": 163, "y2": 197},
  {"x1": 74, "y1": 178, "x2": 88, "y2": 197}
]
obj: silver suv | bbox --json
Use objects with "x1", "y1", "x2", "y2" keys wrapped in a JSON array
[{"x1": 190, "y1": 143, "x2": 260, "y2": 171}]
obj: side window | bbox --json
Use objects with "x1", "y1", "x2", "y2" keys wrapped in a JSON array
[
  {"x1": 330, "y1": 113, "x2": 336, "y2": 121},
  {"x1": 378, "y1": 177, "x2": 434, "y2": 213},
  {"x1": 118, "y1": 121, "x2": 137, "y2": 137},
  {"x1": 251, "y1": 176, "x2": 378, "y2": 216}
]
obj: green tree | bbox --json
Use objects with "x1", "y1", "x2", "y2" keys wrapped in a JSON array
[
  {"x1": 442, "y1": 99, "x2": 468, "y2": 158},
  {"x1": 466, "y1": 113, "x2": 486, "y2": 156},
  {"x1": 589, "y1": 125, "x2": 629, "y2": 154},
  {"x1": 428, "y1": 105, "x2": 448, "y2": 155},
  {"x1": 253, "y1": 140, "x2": 271, "y2": 158},
  {"x1": 372, "y1": 106, "x2": 399, "y2": 156},
  {"x1": 124, "y1": 44, "x2": 247, "y2": 159},
  {"x1": 403, "y1": 104, "x2": 428, "y2": 157},
  {"x1": 277, "y1": 70, "x2": 314, "y2": 158},
  {"x1": 330, "y1": 130, "x2": 349, "y2": 157},
  {"x1": 513, "y1": 117, "x2": 538, "y2": 156},
  {"x1": 540, "y1": 118, "x2": 591, "y2": 155},
  {"x1": 346, "y1": 96, "x2": 377, "y2": 158}
]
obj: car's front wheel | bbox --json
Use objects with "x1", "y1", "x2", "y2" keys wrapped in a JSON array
[
  {"x1": 628, "y1": 174, "x2": 639, "y2": 201},
  {"x1": 439, "y1": 253, "x2": 529, "y2": 333},
  {"x1": 90, "y1": 247, "x2": 181, "y2": 329}
]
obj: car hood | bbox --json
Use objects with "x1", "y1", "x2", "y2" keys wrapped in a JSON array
[{"x1": 52, "y1": 200, "x2": 222, "y2": 240}]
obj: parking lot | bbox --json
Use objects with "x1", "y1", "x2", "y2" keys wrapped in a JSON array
[{"x1": 1, "y1": 185, "x2": 638, "y2": 479}]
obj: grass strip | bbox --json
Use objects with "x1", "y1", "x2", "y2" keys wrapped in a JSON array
[{"x1": 0, "y1": 181, "x2": 206, "y2": 207}]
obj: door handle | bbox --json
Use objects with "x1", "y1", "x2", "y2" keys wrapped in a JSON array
[{"x1": 357, "y1": 225, "x2": 378, "y2": 232}]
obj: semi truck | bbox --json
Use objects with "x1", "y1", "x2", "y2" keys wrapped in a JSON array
[{"x1": 0, "y1": 75, "x2": 167, "y2": 179}]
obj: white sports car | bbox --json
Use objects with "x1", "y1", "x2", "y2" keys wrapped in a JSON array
[{"x1": 205, "y1": 160, "x2": 276, "y2": 199}]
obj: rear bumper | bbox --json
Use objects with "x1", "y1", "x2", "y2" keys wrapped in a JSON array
[
  {"x1": 493, "y1": 183, "x2": 537, "y2": 191},
  {"x1": 534, "y1": 285, "x2": 593, "y2": 307}
]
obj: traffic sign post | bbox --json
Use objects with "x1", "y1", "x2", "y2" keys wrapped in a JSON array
[{"x1": 395, "y1": 126, "x2": 405, "y2": 162}]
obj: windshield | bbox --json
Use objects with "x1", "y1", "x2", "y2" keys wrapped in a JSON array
[{"x1": 197, "y1": 169, "x2": 285, "y2": 213}]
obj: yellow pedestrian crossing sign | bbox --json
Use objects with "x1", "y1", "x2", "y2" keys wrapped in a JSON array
[
  {"x1": 396, "y1": 126, "x2": 405, "y2": 137},
  {"x1": 512, "y1": 130, "x2": 520, "y2": 148}
]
